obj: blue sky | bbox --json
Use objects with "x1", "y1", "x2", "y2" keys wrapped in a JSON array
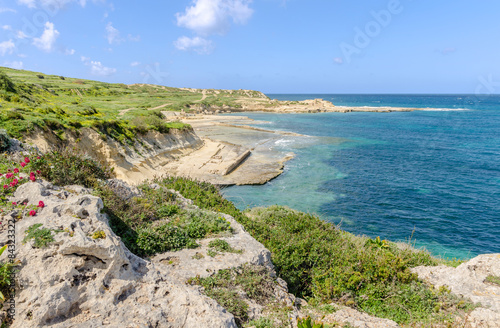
[{"x1": 0, "y1": 0, "x2": 499, "y2": 93}]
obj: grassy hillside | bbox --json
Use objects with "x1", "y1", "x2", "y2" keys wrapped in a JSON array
[{"x1": 0, "y1": 67, "x2": 267, "y2": 141}]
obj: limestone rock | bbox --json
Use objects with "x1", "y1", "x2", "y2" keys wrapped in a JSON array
[
  {"x1": 412, "y1": 254, "x2": 500, "y2": 327},
  {"x1": 4, "y1": 181, "x2": 238, "y2": 328}
]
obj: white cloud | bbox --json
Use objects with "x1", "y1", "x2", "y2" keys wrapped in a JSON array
[
  {"x1": 0, "y1": 8, "x2": 17, "y2": 13},
  {"x1": 176, "y1": 0, "x2": 253, "y2": 36},
  {"x1": 17, "y1": 0, "x2": 36, "y2": 8},
  {"x1": 105, "y1": 22, "x2": 122, "y2": 45},
  {"x1": 130, "y1": 61, "x2": 140, "y2": 67},
  {"x1": 17, "y1": 31, "x2": 28, "y2": 39},
  {"x1": 333, "y1": 57, "x2": 343, "y2": 64},
  {"x1": 65, "y1": 48, "x2": 75, "y2": 55},
  {"x1": 33, "y1": 22, "x2": 59, "y2": 52},
  {"x1": 127, "y1": 34, "x2": 141, "y2": 42},
  {"x1": 90, "y1": 61, "x2": 116, "y2": 76},
  {"x1": 81, "y1": 56, "x2": 116, "y2": 76},
  {"x1": 1, "y1": 25, "x2": 11, "y2": 30},
  {"x1": 0, "y1": 40, "x2": 15, "y2": 56},
  {"x1": 174, "y1": 36, "x2": 214, "y2": 54},
  {"x1": 17, "y1": 53, "x2": 27, "y2": 58},
  {"x1": 3, "y1": 61, "x2": 23, "y2": 69}
]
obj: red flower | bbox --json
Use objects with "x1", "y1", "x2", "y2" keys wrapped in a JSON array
[
  {"x1": 36, "y1": 170, "x2": 41, "y2": 175},
  {"x1": 3, "y1": 185, "x2": 8, "y2": 189},
  {"x1": 13, "y1": 168, "x2": 19, "y2": 173},
  {"x1": 20, "y1": 162, "x2": 26, "y2": 168},
  {"x1": 12, "y1": 202, "x2": 16, "y2": 206},
  {"x1": 25, "y1": 157, "x2": 30, "y2": 163},
  {"x1": 29, "y1": 176, "x2": 36, "y2": 182},
  {"x1": 37, "y1": 156, "x2": 41, "y2": 159},
  {"x1": 5, "y1": 173, "x2": 13, "y2": 179},
  {"x1": 19, "y1": 177, "x2": 23, "y2": 180},
  {"x1": 38, "y1": 201, "x2": 45, "y2": 208},
  {"x1": 29, "y1": 210, "x2": 36, "y2": 216}
]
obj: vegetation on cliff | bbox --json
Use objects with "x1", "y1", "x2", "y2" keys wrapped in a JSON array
[{"x1": 0, "y1": 67, "x2": 268, "y2": 141}]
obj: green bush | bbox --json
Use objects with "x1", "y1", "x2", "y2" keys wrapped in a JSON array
[
  {"x1": 32, "y1": 149, "x2": 113, "y2": 188},
  {"x1": 0, "y1": 71, "x2": 16, "y2": 93},
  {"x1": 22, "y1": 224, "x2": 62, "y2": 248},
  {"x1": 136, "y1": 223, "x2": 197, "y2": 255}
]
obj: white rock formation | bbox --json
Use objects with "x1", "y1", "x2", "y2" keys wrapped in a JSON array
[
  {"x1": 412, "y1": 254, "x2": 500, "y2": 328},
  {"x1": 4, "y1": 181, "x2": 284, "y2": 327}
]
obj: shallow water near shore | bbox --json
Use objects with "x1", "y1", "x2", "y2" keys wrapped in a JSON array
[{"x1": 221, "y1": 94, "x2": 500, "y2": 260}]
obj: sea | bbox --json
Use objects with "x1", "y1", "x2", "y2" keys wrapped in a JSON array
[{"x1": 221, "y1": 94, "x2": 500, "y2": 260}]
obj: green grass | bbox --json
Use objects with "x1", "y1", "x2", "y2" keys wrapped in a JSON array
[
  {"x1": 22, "y1": 224, "x2": 63, "y2": 248},
  {"x1": 207, "y1": 239, "x2": 243, "y2": 257},
  {"x1": 485, "y1": 275, "x2": 500, "y2": 286},
  {"x1": 0, "y1": 67, "x2": 266, "y2": 140}
]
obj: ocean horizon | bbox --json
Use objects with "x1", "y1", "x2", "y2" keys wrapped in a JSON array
[{"x1": 222, "y1": 94, "x2": 500, "y2": 260}]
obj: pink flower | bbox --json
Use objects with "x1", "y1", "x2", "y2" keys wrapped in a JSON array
[
  {"x1": 37, "y1": 156, "x2": 40, "y2": 159},
  {"x1": 3, "y1": 185, "x2": 8, "y2": 189},
  {"x1": 19, "y1": 177, "x2": 23, "y2": 180},
  {"x1": 7, "y1": 169, "x2": 11, "y2": 172},
  {"x1": 12, "y1": 202, "x2": 16, "y2": 206},
  {"x1": 29, "y1": 176, "x2": 36, "y2": 182},
  {"x1": 29, "y1": 210, "x2": 36, "y2": 216},
  {"x1": 36, "y1": 170, "x2": 41, "y2": 175},
  {"x1": 13, "y1": 168, "x2": 19, "y2": 173},
  {"x1": 38, "y1": 201, "x2": 45, "y2": 208},
  {"x1": 24, "y1": 157, "x2": 30, "y2": 163},
  {"x1": 20, "y1": 162, "x2": 26, "y2": 168},
  {"x1": 30, "y1": 172, "x2": 35, "y2": 176},
  {"x1": 5, "y1": 173, "x2": 13, "y2": 179}
]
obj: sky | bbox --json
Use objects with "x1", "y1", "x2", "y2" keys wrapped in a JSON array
[{"x1": 0, "y1": 0, "x2": 499, "y2": 94}]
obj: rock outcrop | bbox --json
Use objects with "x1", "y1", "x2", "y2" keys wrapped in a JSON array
[
  {"x1": 412, "y1": 254, "x2": 500, "y2": 328},
  {"x1": 2, "y1": 180, "x2": 295, "y2": 327}
]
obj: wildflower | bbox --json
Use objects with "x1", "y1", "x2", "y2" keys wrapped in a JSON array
[
  {"x1": 5, "y1": 173, "x2": 13, "y2": 179},
  {"x1": 7, "y1": 169, "x2": 11, "y2": 172},
  {"x1": 30, "y1": 172, "x2": 35, "y2": 176},
  {"x1": 12, "y1": 202, "x2": 16, "y2": 206},
  {"x1": 14, "y1": 168, "x2": 19, "y2": 173},
  {"x1": 38, "y1": 201, "x2": 45, "y2": 208},
  {"x1": 25, "y1": 157, "x2": 30, "y2": 163},
  {"x1": 37, "y1": 156, "x2": 40, "y2": 159},
  {"x1": 20, "y1": 162, "x2": 26, "y2": 168},
  {"x1": 9, "y1": 179, "x2": 18, "y2": 187},
  {"x1": 29, "y1": 210, "x2": 36, "y2": 216},
  {"x1": 29, "y1": 176, "x2": 36, "y2": 182},
  {"x1": 36, "y1": 170, "x2": 41, "y2": 175},
  {"x1": 19, "y1": 177, "x2": 23, "y2": 180},
  {"x1": 3, "y1": 185, "x2": 7, "y2": 189}
]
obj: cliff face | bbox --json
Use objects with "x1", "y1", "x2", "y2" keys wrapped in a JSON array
[{"x1": 24, "y1": 127, "x2": 204, "y2": 184}]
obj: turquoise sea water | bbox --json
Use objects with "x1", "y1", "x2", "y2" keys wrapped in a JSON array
[{"x1": 221, "y1": 94, "x2": 500, "y2": 259}]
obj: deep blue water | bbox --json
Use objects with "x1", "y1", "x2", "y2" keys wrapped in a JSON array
[{"x1": 222, "y1": 94, "x2": 500, "y2": 259}]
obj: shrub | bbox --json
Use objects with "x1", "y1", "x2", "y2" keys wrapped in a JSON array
[
  {"x1": 136, "y1": 223, "x2": 197, "y2": 255},
  {"x1": 0, "y1": 245, "x2": 17, "y2": 303},
  {"x1": 0, "y1": 129, "x2": 10, "y2": 152},
  {"x1": 0, "y1": 71, "x2": 16, "y2": 93},
  {"x1": 31, "y1": 149, "x2": 113, "y2": 188},
  {"x1": 22, "y1": 224, "x2": 62, "y2": 248}
]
